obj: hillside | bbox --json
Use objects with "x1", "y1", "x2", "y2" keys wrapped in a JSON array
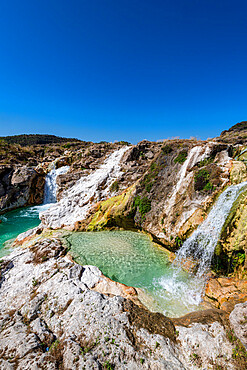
[
  {"x1": 0, "y1": 134, "x2": 82, "y2": 146},
  {"x1": 217, "y1": 121, "x2": 247, "y2": 145}
]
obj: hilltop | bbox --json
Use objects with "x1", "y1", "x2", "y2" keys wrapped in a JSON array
[{"x1": 0, "y1": 134, "x2": 82, "y2": 146}]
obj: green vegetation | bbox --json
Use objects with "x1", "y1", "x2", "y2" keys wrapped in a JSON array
[
  {"x1": 231, "y1": 251, "x2": 245, "y2": 269},
  {"x1": 174, "y1": 150, "x2": 188, "y2": 164},
  {"x1": 32, "y1": 278, "x2": 38, "y2": 287},
  {"x1": 49, "y1": 339, "x2": 60, "y2": 352},
  {"x1": 103, "y1": 360, "x2": 114, "y2": 369},
  {"x1": 109, "y1": 180, "x2": 119, "y2": 193},
  {"x1": 197, "y1": 157, "x2": 214, "y2": 167},
  {"x1": 227, "y1": 329, "x2": 247, "y2": 367},
  {"x1": 117, "y1": 140, "x2": 131, "y2": 145},
  {"x1": 0, "y1": 134, "x2": 81, "y2": 146},
  {"x1": 161, "y1": 144, "x2": 173, "y2": 155},
  {"x1": 175, "y1": 236, "x2": 183, "y2": 248},
  {"x1": 141, "y1": 160, "x2": 165, "y2": 192},
  {"x1": 194, "y1": 168, "x2": 214, "y2": 192},
  {"x1": 133, "y1": 196, "x2": 151, "y2": 219}
]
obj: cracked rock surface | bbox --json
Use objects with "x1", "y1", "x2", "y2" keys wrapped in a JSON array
[{"x1": 0, "y1": 238, "x2": 245, "y2": 369}]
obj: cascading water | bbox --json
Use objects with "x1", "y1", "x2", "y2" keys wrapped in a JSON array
[
  {"x1": 176, "y1": 181, "x2": 247, "y2": 277},
  {"x1": 159, "y1": 145, "x2": 213, "y2": 237},
  {"x1": 156, "y1": 181, "x2": 247, "y2": 313},
  {"x1": 40, "y1": 146, "x2": 129, "y2": 229},
  {"x1": 43, "y1": 165, "x2": 70, "y2": 204},
  {"x1": 0, "y1": 164, "x2": 70, "y2": 254}
]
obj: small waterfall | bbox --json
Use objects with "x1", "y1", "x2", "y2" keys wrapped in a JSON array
[
  {"x1": 156, "y1": 181, "x2": 247, "y2": 314},
  {"x1": 43, "y1": 165, "x2": 70, "y2": 204},
  {"x1": 176, "y1": 181, "x2": 247, "y2": 277},
  {"x1": 40, "y1": 146, "x2": 129, "y2": 228},
  {"x1": 163, "y1": 145, "x2": 209, "y2": 233}
]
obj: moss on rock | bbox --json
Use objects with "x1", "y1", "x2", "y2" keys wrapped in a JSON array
[
  {"x1": 86, "y1": 185, "x2": 136, "y2": 231},
  {"x1": 213, "y1": 187, "x2": 247, "y2": 277}
]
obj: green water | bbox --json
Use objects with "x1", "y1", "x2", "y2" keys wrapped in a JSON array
[
  {"x1": 67, "y1": 230, "x2": 203, "y2": 317},
  {"x1": 0, "y1": 209, "x2": 204, "y2": 317},
  {"x1": 0, "y1": 205, "x2": 48, "y2": 257}
]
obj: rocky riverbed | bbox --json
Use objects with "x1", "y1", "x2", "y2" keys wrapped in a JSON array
[{"x1": 0, "y1": 234, "x2": 246, "y2": 369}]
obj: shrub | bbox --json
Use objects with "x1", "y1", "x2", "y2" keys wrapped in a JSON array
[
  {"x1": 194, "y1": 169, "x2": 210, "y2": 191},
  {"x1": 174, "y1": 150, "x2": 188, "y2": 164},
  {"x1": 162, "y1": 144, "x2": 173, "y2": 155},
  {"x1": 134, "y1": 196, "x2": 151, "y2": 217}
]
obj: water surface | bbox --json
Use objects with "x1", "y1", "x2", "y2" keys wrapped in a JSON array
[
  {"x1": 0, "y1": 204, "x2": 49, "y2": 257},
  {"x1": 67, "y1": 230, "x2": 203, "y2": 317}
]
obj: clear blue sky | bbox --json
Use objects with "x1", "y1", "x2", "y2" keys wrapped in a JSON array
[{"x1": 0, "y1": 0, "x2": 246, "y2": 143}]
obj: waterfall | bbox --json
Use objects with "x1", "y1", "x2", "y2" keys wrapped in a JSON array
[
  {"x1": 156, "y1": 181, "x2": 247, "y2": 313},
  {"x1": 161, "y1": 145, "x2": 210, "y2": 235},
  {"x1": 176, "y1": 181, "x2": 247, "y2": 277},
  {"x1": 43, "y1": 165, "x2": 70, "y2": 204},
  {"x1": 40, "y1": 146, "x2": 129, "y2": 229}
]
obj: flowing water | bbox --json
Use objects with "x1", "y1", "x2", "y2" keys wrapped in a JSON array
[
  {"x1": 0, "y1": 165, "x2": 69, "y2": 255},
  {"x1": 157, "y1": 181, "x2": 247, "y2": 311},
  {"x1": 44, "y1": 165, "x2": 70, "y2": 203},
  {"x1": 67, "y1": 230, "x2": 202, "y2": 317},
  {"x1": 176, "y1": 181, "x2": 247, "y2": 276},
  {"x1": 40, "y1": 146, "x2": 129, "y2": 228},
  {"x1": 0, "y1": 204, "x2": 47, "y2": 257},
  {"x1": 1, "y1": 149, "x2": 246, "y2": 317}
]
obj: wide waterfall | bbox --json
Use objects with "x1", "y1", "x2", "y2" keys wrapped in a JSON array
[
  {"x1": 40, "y1": 146, "x2": 129, "y2": 229},
  {"x1": 43, "y1": 165, "x2": 70, "y2": 204}
]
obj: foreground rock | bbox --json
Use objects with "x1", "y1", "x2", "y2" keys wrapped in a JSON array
[
  {"x1": 205, "y1": 277, "x2": 247, "y2": 312},
  {"x1": 0, "y1": 238, "x2": 246, "y2": 369}
]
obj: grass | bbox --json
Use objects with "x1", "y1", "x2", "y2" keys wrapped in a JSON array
[
  {"x1": 174, "y1": 150, "x2": 188, "y2": 164},
  {"x1": 133, "y1": 196, "x2": 151, "y2": 219}
]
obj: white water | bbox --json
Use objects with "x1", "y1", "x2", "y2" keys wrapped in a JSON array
[
  {"x1": 157, "y1": 181, "x2": 247, "y2": 311},
  {"x1": 161, "y1": 145, "x2": 209, "y2": 235},
  {"x1": 177, "y1": 181, "x2": 247, "y2": 276},
  {"x1": 43, "y1": 165, "x2": 70, "y2": 204},
  {"x1": 40, "y1": 146, "x2": 129, "y2": 228}
]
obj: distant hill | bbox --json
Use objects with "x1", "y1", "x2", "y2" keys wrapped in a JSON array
[
  {"x1": 218, "y1": 121, "x2": 247, "y2": 145},
  {"x1": 0, "y1": 134, "x2": 82, "y2": 146}
]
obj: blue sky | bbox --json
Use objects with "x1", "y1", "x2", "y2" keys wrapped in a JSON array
[{"x1": 0, "y1": 0, "x2": 246, "y2": 143}]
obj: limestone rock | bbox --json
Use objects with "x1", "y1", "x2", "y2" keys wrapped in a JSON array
[
  {"x1": 0, "y1": 239, "x2": 243, "y2": 369},
  {"x1": 205, "y1": 277, "x2": 247, "y2": 311},
  {"x1": 230, "y1": 160, "x2": 247, "y2": 184},
  {"x1": 229, "y1": 301, "x2": 247, "y2": 349}
]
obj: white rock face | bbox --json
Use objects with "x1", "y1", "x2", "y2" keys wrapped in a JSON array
[
  {"x1": 40, "y1": 147, "x2": 129, "y2": 229},
  {"x1": 229, "y1": 301, "x2": 247, "y2": 349},
  {"x1": 0, "y1": 238, "x2": 240, "y2": 369},
  {"x1": 177, "y1": 322, "x2": 235, "y2": 369}
]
